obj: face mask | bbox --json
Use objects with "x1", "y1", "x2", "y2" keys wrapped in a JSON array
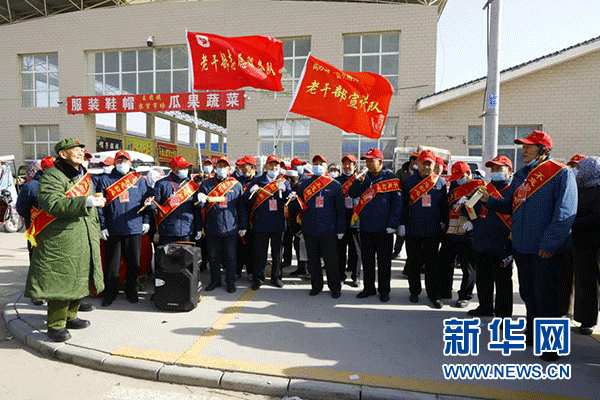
[
  {"x1": 412, "y1": 164, "x2": 419, "y2": 171},
  {"x1": 330, "y1": 172, "x2": 340, "y2": 179},
  {"x1": 296, "y1": 166, "x2": 304, "y2": 175},
  {"x1": 312, "y1": 165, "x2": 326, "y2": 176},
  {"x1": 103, "y1": 166, "x2": 113, "y2": 174},
  {"x1": 116, "y1": 164, "x2": 130, "y2": 174},
  {"x1": 244, "y1": 171, "x2": 253, "y2": 178},
  {"x1": 82, "y1": 161, "x2": 89, "y2": 169},
  {"x1": 267, "y1": 168, "x2": 279, "y2": 178},
  {"x1": 177, "y1": 169, "x2": 189, "y2": 179},
  {"x1": 456, "y1": 176, "x2": 468, "y2": 186},
  {"x1": 525, "y1": 157, "x2": 539, "y2": 168},
  {"x1": 215, "y1": 168, "x2": 228, "y2": 179},
  {"x1": 490, "y1": 172, "x2": 505, "y2": 182},
  {"x1": 203, "y1": 165, "x2": 213, "y2": 174}
]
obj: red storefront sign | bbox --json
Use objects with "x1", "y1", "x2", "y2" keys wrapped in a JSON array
[
  {"x1": 67, "y1": 91, "x2": 245, "y2": 114},
  {"x1": 156, "y1": 142, "x2": 177, "y2": 163}
]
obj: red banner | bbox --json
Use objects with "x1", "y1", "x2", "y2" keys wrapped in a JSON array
[
  {"x1": 187, "y1": 32, "x2": 284, "y2": 92},
  {"x1": 289, "y1": 55, "x2": 393, "y2": 139},
  {"x1": 156, "y1": 142, "x2": 177, "y2": 163},
  {"x1": 67, "y1": 91, "x2": 245, "y2": 114}
]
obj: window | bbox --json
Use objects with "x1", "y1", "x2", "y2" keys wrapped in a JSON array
[
  {"x1": 126, "y1": 112, "x2": 147, "y2": 137},
  {"x1": 177, "y1": 123, "x2": 190, "y2": 145},
  {"x1": 22, "y1": 125, "x2": 60, "y2": 163},
  {"x1": 258, "y1": 119, "x2": 310, "y2": 160},
  {"x1": 468, "y1": 125, "x2": 541, "y2": 170},
  {"x1": 260, "y1": 37, "x2": 311, "y2": 99},
  {"x1": 96, "y1": 113, "x2": 117, "y2": 132},
  {"x1": 341, "y1": 117, "x2": 398, "y2": 169},
  {"x1": 343, "y1": 32, "x2": 399, "y2": 93},
  {"x1": 21, "y1": 54, "x2": 59, "y2": 108},
  {"x1": 88, "y1": 47, "x2": 188, "y2": 95}
]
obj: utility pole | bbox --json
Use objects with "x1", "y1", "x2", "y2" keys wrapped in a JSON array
[{"x1": 482, "y1": 0, "x2": 501, "y2": 173}]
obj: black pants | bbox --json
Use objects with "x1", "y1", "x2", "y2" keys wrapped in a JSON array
[
  {"x1": 513, "y1": 252, "x2": 561, "y2": 340},
  {"x1": 393, "y1": 234, "x2": 404, "y2": 255},
  {"x1": 438, "y1": 235, "x2": 458, "y2": 297},
  {"x1": 104, "y1": 234, "x2": 141, "y2": 300},
  {"x1": 305, "y1": 234, "x2": 341, "y2": 293},
  {"x1": 337, "y1": 228, "x2": 359, "y2": 281},
  {"x1": 439, "y1": 239, "x2": 476, "y2": 300},
  {"x1": 236, "y1": 229, "x2": 253, "y2": 276},
  {"x1": 200, "y1": 236, "x2": 208, "y2": 267},
  {"x1": 572, "y1": 246, "x2": 600, "y2": 327},
  {"x1": 282, "y1": 229, "x2": 293, "y2": 265},
  {"x1": 472, "y1": 252, "x2": 513, "y2": 317},
  {"x1": 406, "y1": 236, "x2": 440, "y2": 300},
  {"x1": 159, "y1": 235, "x2": 191, "y2": 246},
  {"x1": 207, "y1": 234, "x2": 237, "y2": 284},
  {"x1": 360, "y1": 231, "x2": 393, "y2": 296},
  {"x1": 253, "y1": 231, "x2": 283, "y2": 283},
  {"x1": 558, "y1": 251, "x2": 574, "y2": 316}
]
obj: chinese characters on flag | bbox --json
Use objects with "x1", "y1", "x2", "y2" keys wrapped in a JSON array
[
  {"x1": 289, "y1": 54, "x2": 393, "y2": 139},
  {"x1": 187, "y1": 32, "x2": 284, "y2": 92},
  {"x1": 67, "y1": 91, "x2": 244, "y2": 114}
]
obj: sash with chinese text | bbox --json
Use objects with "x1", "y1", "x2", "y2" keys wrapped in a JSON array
[
  {"x1": 296, "y1": 176, "x2": 334, "y2": 224},
  {"x1": 480, "y1": 182, "x2": 512, "y2": 231},
  {"x1": 250, "y1": 178, "x2": 284, "y2": 225},
  {"x1": 446, "y1": 180, "x2": 486, "y2": 235},
  {"x1": 351, "y1": 178, "x2": 401, "y2": 225},
  {"x1": 157, "y1": 179, "x2": 200, "y2": 226},
  {"x1": 408, "y1": 174, "x2": 439, "y2": 206},
  {"x1": 341, "y1": 174, "x2": 356, "y2": 197},
  {"x1": 105, "y1": 172, "x2": 141, "y2": 204},
  {"x1": 513, "y1": 159, "x2": 564, "y2": 213},
  {"x1": 199, "y1": 177, "x2": 239, "y2": 221},
  {"x1": 447, "y1": 179, "x2": 486, "y2": 205}
]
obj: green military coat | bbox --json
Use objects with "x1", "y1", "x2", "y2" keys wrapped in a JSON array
[{"x1": 25, "y1": 164, "x2": 104, "y2": 300}]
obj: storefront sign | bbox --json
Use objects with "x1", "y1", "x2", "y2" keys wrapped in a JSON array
[
  {"x1": 125, "y1": 137, "x2": 153, "y2": 157},
  {"x1": 157, "y1": 141, "x2": 177, "y2": 163},
  {"x1": 96, "y1": 136, "x2": 123, "y2": 152}
]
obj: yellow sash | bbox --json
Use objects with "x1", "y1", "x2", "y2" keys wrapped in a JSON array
[{"x1": 351, "y1": 178, "x2": 401, "y2": 225}]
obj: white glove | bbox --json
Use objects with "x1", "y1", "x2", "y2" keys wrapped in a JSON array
[
  {"x1": 142, "y1": 223, "x2": 150, "y2": 234},
  {"x1": 100, "y1": 229, "x2": 109, "y2": 241},
  {"x1": 462, "y1": 221, "x2": 474, "y2": 232},
  {"x1": 86, "y1": 196, "x2": 106, "y2": 207},
  {"x1": 386, "y1": 227, "x2": 396, "y2": 234},
  {"x1": 337, "y1": 233, "x2": 344, "y2": 240},
  {"x1": 457, "y1": 196, "x2": 468, "y2": 206},
  {"x1": 278, "y1": 181, "x2": 286, "y2": 191},
  {"x1": 397, "y1": 225, "x2": 406, "y2": 236},
  {"x1": 197, "y1": 192, "x2": 208, "y2": 204},
  {"x1": 195, "y1": 231, "x2": 203, "y2": 240},
  {"x1": 250, "y1": 185, "x2": 260, "y2": 194},
  {"x1": 238, "y1": 230, "x2": 247, "y2": 237},
  {"x1": 144, "y1": 197, "x2": 154, "y2": 206}
]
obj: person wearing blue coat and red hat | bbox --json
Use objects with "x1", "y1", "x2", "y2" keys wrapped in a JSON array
[
  {"x1": 480, "y1": 130, "x2": 578, "y2": 362},
  {"x1": 233, "y1": 155, "x2": 258, "y2": 279}
]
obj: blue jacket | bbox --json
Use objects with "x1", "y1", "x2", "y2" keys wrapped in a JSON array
[
  {"x1": 402, "y1": 173, "x2": 448, "y2": 238},
  {"x1": 96, "y1": 170, "x2": 151, "y2": 235},
  {"x1": 153, "y1": 172, "x2": 200, "y2": 237},
  {"x1": 243, "y1": 172, "x2": 291, "y2": 233},
  {"x1": 348, "y1": 169, "x2": 402, "y2": 233},
  {"x1": 486, "y1": 158, "x2": 577, "y2": 254},
  {"x1": 16, "y1": 171, "x2": 43, "y2": 229},
  {"x1": 336, "y1": 172, "x2": 360, "y2": 228},
  {"x1": 198, "y1": 176, "x2": 248, "y2": 237},
  {"x1": 296, "y1": 175, "x2": 346, "y2": 236},
  {"x1": 472, "y1": 179, "x2": 515, "y2": 257}
]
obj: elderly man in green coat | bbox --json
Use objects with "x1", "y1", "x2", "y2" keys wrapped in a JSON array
[{"x1": 25, "y1": 138, "x2": 106, "y2": 342}]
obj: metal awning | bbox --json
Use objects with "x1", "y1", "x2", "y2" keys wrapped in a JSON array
[{"x1": 0, "y1": 0, "x2": 124, "y2": 25}]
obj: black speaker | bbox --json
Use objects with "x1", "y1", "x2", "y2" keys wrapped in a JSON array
[{"x1": 154, "y1": 243, "x2": 201, "y2": 311}]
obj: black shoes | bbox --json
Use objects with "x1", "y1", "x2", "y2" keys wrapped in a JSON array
[
  {"x1": 126, "y1": 292, "x2": 139, "y2": 304},
  {"x1": 331, "y1": 291, "x2": 341, "y2": 299},
  {"x1": 380, "y1": 294, "x2": 390, "y2": 303},
  {"x1": 540, "y1": 352, "x2": 559, "y2": 362},
  {"x1": 47, "y1": 328, "x2": 71, "y2": 342},
  {"x1": 270, "y1": 279, "x2": 284, "y2": 288},
  {"x1": 467, "y1": 307, "x2": 494, "y2": 317},
  {"x1": 78, "y1": 302, "x2": 95, "y2": 312},
  {"x1": 101, "y1": 298, "x2": 114, "y2": 307},
  {"x1": 456, "y1": 299, "x2": 469, "y2": 308},
  {"x1": 289, "y1": 269, "x2": 307, "y2": 277},
  {"x1": 66, "y1": 318, "x2": 90, "y2": 330},
  {"x1": 251, "y1": 280, "x2": 261, "y2": 290},
  {"x1": 309, "y1": 288, "x2": 321, "y2": 296},
  {"x1": 356, "y1": 290, "x2": 377, "y2": 299},
  {"x1": 205, "y1": 281, "x2": 222, "y2": 291},
  {"x1": 345, "y1": 279, "x2": 360, "y2": 288},
  {"x1": 432, "y1": 299, "x2": 444, "y2": 309},
  {"x1": 409, "y1": 294, "x2": 419, "y2": 303},
  {"x1": 579, "y1": 325, "x2": 595, "y2": 335},
  {"x1": 226, "y1": 282, "x2": 236, "y2": 293}
]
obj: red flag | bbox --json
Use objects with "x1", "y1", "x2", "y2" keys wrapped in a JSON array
[
  {"x1": 187, "y1": 32, "x2": 284, "y2": 92},
  {"x1": 289, "y1": 55, "x2": 393, "y2": 139}
]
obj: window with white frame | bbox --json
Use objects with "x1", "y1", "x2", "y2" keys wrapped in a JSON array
[
  {"x1": 258, "y1": 119, "x2": 310, "y2": 160},
  {"x1": 260, "y1": 36, "x2": 311, "y2": 99},
  {"x1": 468, "y1": 125, "x2": 541, "y2": 171},
  {"x1": 21, "y1": 54, "x2": 59, "y2": 108},
  {"x1": 88, "y1": 47, "x2": 188, "y2": 95},
  {"x1": 22, "y1": 125, "x2": 60, "y2": 163},
  {"x1": 343, "y1": 32, "x2": 399, "y2": 93},
  {"x1": 341, "y1": 117, "x2": 398, "y2": 169}
]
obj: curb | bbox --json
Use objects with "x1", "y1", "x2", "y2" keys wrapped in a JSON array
[{"x1": 2, "y1": 295, "x2": 481, "y2": 400}]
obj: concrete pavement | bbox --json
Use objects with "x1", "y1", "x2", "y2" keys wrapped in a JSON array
[{"x1": 2, "y1": 231, "x2": 600, "y2": 400}]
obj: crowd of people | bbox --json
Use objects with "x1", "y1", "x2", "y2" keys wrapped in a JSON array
[{"x1": 16, "y1": 132, "x2": 600, "y2": 363}]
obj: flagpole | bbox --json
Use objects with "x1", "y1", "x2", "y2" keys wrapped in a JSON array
[
  {"x1": 273, "y1": 111, "x2": 290, "y2": 154},
  {"x1": 186, "y1": 29, "x2": 202, "y2": 164}
]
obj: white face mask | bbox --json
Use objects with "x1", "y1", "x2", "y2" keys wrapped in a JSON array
[
  {"x1": 412, "y1": 164, "x2": 419, "y2": 171},
  {"x1": 312, "y1": 165, "x2": 326, "y2": 176},
  {"x1": 215, "y1": 167, "x2": 229, "y2": 179},
  {"x1": 116, "y1": 164, "x2": 130, "y2": 174},
  {"x1": 203, "y1": 165, "x2": 213, "y2": 174},
  {"x1": 296, "y1": 166, "x2": 304, "y2": 175},
  {"x1": 330, "y1": 171, "x2": 340, "y2": 178},
  {"x1": 244, "y1": 170, "x2": 253, "y2": 178},
  {"x1": 456, "y1": 176, "x2": 468, "y2": 186},
  {"x1": 177, "y1": 169, "x2": 189, "y2": 179},
  {"x1": 103, "y1": 166, "x2": 114, "y2": 174},
  {"x1": 267, "y1": 168, "x2": 279, "y2": 178},
  {"x1": 82, "y1": 161, "x2": 89, "y2": 169}
]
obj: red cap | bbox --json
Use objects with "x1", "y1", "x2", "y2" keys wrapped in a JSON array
[
  {"x1": 265, "y1": 155, "x2": 282, "y2": 165},
  {"x1": 312, "y1": 154, "x2": 328, "y2": 164},
  {"x1": 114, "y1": 150, "x2": 131, "y2": 161},
  {"x1": 418, "y1": 150, "x2": 436, "y2": 164},
  {"x1": 202, "y1": 158, "x2": 214, "y2": 166},
  {"x1": 485, "y1": 155, "x2": 513, "y2": 170},
  {"x1": 435, "y1": 157, "x2": 444, "y2": 166},
  {"x1": 83, "y1": 149, "x2": 93, "y2": 159},
  {"x1": 235, "y1": 157, "x2": 246, "y2": 166},
  {"x1": 40, "y1": 156, "x2": 55, "y2": 169},
  {"x1": 341, "y1": 154, "x2": 358, "y2": 163},
  {"x1": 216, "y1": 156, "x2": 232, "y2": 167},
  {"x1": 170, "y1": 156, "x2": 193, "y2": 169},
  {"x1": 279, "y1": 161, "x2": 287, "y2": 169},
  {"x1": 567, "y1": 154, "x2": 586, "y2": 167},
  {"x1": 361, "y1": 148, "x2": 383, "y2": 160},
  {"x1": 100, "y1": 157, "x2": 115, "y2": 166},
  {"x1": 291, "y1": 158, "x2": 306, "y2": 167},
  {"x1": 246, "y1": 156, "x2": 257, "y2": 167},
  {"x1": 514, "y1": 130, "x2": 552, "y2": 149},
  {"x1": 449, "y1": 161, "x2": 471, "y2": 182}
]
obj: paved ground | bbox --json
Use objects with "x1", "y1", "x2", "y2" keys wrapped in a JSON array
[{"x1": 2, "y1": 231, "x2": 600, "y2": 399}]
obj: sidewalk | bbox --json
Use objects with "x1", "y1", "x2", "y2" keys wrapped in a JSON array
[{"x1": 2, "y1": 232, "x2": 599, "y2": 400}]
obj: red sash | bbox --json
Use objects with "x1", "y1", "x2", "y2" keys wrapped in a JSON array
[
  {"x1": 341, "y1": 174, "x2": 356, "y2": 197},
  {"x1": 446, "y1": 180, "x2": 486, "y2": 235},
  {"x1": 351, "y1": 178, "x2": 401, "y2": 225},
  {"x1": 480, "y1": 182, "x2": 512, "y2": 230},
  {"x1": 297, "y1": 176, "x2": 334, "y2": 224},
  {"x1": 513, "y1": 159, "x2": 565, "y2": 213},
  {"x1": 157, "y1": 179, "x2": 200, "y2": 226},
  {"x1": 25, "y1": 173, "x2": 92, "y2": 246},
  {"x1": 250, "y1": 178, "x2": 283, "y2": 224},
  {"x1": 199, "y1": 177, "x2": 239, "y2": 221},
  {"x1": 105, "y1": 172, "x2": 141, "y2": 204},
  {"x1": 408, "y1": 174, "x2": 439, "y2": 206}
]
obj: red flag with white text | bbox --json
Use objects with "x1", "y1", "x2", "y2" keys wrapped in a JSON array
[
  {"x1": 289, "y1": 54, "x2": 393, "y2": 139},
  {"x1": 187, "y1": 32, "x2": 284, "y2": 92}
]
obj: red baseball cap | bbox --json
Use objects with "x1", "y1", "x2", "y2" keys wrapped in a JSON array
[
  {"x1": 170, "y1": 156, "x2": 193, "y2": 169},
  {"x1": 100, "y1": 157, "x2": 115, "y2": 166},
  {"x1": 418, "y1": 150, "x2": 436, "y2": 164},
  {"x1": 312, "y1": 154, "x2": 328, "y2": 164},
  {"x1": 341, "y1": 154, "x2": 358, "y2": 163},
  {"x1": 485, "y1": 155, "x2": 513, "y2": 170},
  {"x1": 216, "y1": 156, "x2": 232, "y2": 167},
  {"x1": 435, "y1": 157, "x2": 444, "y2": 166},
  {"x1": 361, "y1": 148, "x2": 383, "y2": 160},
  {"x1": 265, "y1": 155, "x2": 282, "y2": 165},
  {"x1": 514, "y1": 130, "x2": 552, "y2": 149},
  {"x1": 202, "y1": 158, "x2": 214, "y2": 166},
  {"x1": 40, "y1": 156, "x2": 55, "y2": 170},
  {"x1": 115, "y1": 150, "x2": 131, "y2": 161},
  {"x1": 235, "y1": 157, "x2": 246, "y2": 166},
  {"x1": 291, "y1": 158, "x2": 306, "y2": 167},
  {"x1": 449, "y1": 161, "x2": 471, "y2": 182},
  {"x1": 245, "y1": 156, "x2": 257, "y2": 167},
  {"x1": 567, "y1": 154, "x2": 586, "y2": 167}
]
